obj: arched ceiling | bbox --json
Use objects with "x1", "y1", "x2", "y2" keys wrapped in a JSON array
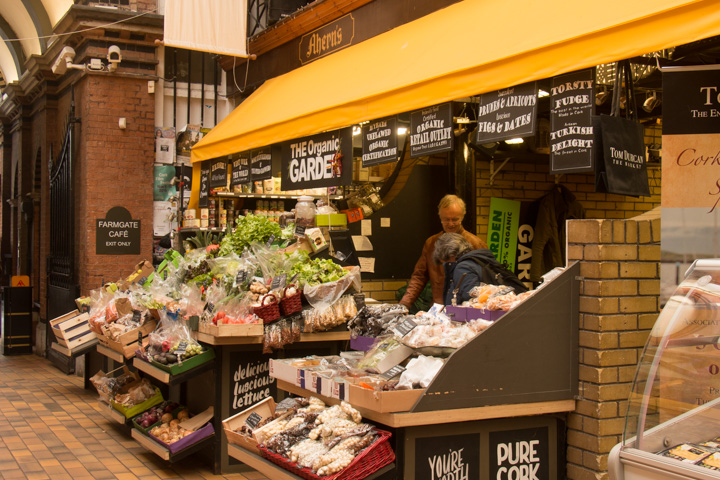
[{"x1": 0, "y1": 0, "x2": 72, "y2": 88}]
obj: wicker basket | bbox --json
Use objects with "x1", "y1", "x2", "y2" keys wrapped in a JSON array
[
  {"x1": 279, "y1": 285, "x2": 303, "y2": 316},
  {"x1": 254, "y1": 294, "x2": 280, "y2": 323},
  {"x1": 259, "y1": 429, "x2": 394, "y2": 480}
]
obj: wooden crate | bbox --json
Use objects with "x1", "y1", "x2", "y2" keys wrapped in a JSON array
[
  {"x1": 198, "y1": 322, "x2": 263, "y2": 337},
  {"x1": 50, "y1": 310, "x2": 97, "y2": 352},
  {"x1": 97, "y1": 320, "x2": 157, "y2": 359},
  {"x1": 223, "y1": 397, "x2": 276, "y2": 455}
]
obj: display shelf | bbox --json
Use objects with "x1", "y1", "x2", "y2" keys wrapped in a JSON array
[
  {"x1": 133, "y1": 355, "x2": 216, "y2": 386},
  {"x1": 178, "y1": 227, "x2": 226, "y2": 234},
  {"x1": 131, "y1": 427, "x2": 215, "y2": 462},
  {"x1": 97, "y1": 343, "x2": 126, "y2": 363},
  {"x1": 276, "y1": 380, "x2": 575, "y2": 429},
  {"x1": 226, "y1": 444, "x2": 395, "y2": 480},
  {"x1": 97, "y1": 401, "x2": 128, "y2": 424},
  {"x1": 193, "y1": 330, "x2": 350, "y2": 346},
  {"x1": 212, "y1": 192, "x2": 342, "y2": 200},
  {"x1": 50, "y1": 338, "x2": 98, "y2": 358}
]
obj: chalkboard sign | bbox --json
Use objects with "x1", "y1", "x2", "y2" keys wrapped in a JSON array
[
  {"x1": 96, "y1": 206, "x2": 141, "y2": 255},
  {"x1": 281, "y1": 128, "x2": 353, "y2": 191},
  {"x1": 251, "y1": 148, "x2": 273, "y2": 182},
  {"x1": 231, "y1": 153, "x2": 250, "y2": 186},
  {"x1": 199, "y1": 162, "x2": 210, "y2": 208},
  {"x1": 229, "y1": 351, "x2": 277, "y2": 414},
  {"x1": 489, "y1": 427, "x2": 549, "y2": 480},
  {"x1": 476, "y1": 82, "x2": 538, "y2": 144},
  {"x1": 415, "y1": 433, "x2": 479, "y2": 480},
  {"x1": 209, "y1": 158, "x2": 228, "y2": 188},
  {"x1": 362, "y1": 116, "x2": 398, "y2": 167},
  {"x1": 410, "y1": 103, "x2": 453, "y2": 158},
  {"x1": 549, "y1": 69, "x2": 595, "y2": 174}
]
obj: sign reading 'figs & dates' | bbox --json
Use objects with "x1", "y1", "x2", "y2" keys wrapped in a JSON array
[
  {"x1": 476, "y1": 82, "x2": 538, "y2": 144},
  {"x1": 410, "y1": 103, "x2": 454, "y2": 158}
]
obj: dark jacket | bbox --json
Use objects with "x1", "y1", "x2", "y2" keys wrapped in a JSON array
[
  {"x1": 400, "y1": 228, "x2": 487, "y2": 308},
  {"x1": 442, "y1": 249, "x2": 500, "y2": 305}
]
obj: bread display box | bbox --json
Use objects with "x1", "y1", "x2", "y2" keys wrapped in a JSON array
[
  {"x1": 223, "y1": 397, "x2": 278, "y2": 455},
  {"x1": 148, "y1": 407, "x2": 215, "y2": 455}
]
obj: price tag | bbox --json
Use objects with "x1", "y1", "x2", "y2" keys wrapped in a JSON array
[
  {"x1": 353, "y1": 293, "x2": 366, "y2": 309},
  {"x1": 381, "y1": 365, "x2": 406, "y2": 380},
  {"x1": 138, "y1": 276, "x2": 147, "y2": 286},
  {"x1": 175, "y1": 340, "x2": 188, "y2": 356},
  {"x1": 294, "y1": 225, "x2": 306, "y2": 237},
  {"x1": 266, "y1": 234, "x2": 276, "y2": 247},
  {"x1": 271, "y1": 273, "x2": 287, "y2": 290},
  {"x1": 236, "y1": 270, "x2": 248, "y2": 286},
  {"x1": 204, "y1": 302, "x2": 215, "y2": 313},
  {"x1": 245, "y1": 412, "x2": 263, "y2": 429},
  {"x1": 394, "y1": 319, "x2": 417, "y2": 337},
  {"x1": 132, "y1": 310, "x2": 141, "y2": 323}
]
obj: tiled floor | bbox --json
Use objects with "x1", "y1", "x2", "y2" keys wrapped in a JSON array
[{"x1": 0, "y1": 352, "x2": 269, "y2": 480}]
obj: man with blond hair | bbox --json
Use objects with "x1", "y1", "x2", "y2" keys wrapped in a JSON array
[{"x1": 399, "y1": 194, "x2": 487, "y2": 309}]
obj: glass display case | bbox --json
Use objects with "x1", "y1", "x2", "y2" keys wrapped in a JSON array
[{"x1": 610, "y1": 259, "x2": 720, "y2": 479}]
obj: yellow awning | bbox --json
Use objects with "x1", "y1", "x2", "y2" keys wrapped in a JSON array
[{"x1": 191, "y1": 0, "x2": 720, "y2": 163}]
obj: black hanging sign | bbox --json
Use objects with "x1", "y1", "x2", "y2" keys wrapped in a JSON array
[
  {"x1": 299, "y1": 13, "x2": 355, "y2": 65},
  {"x1": 199, "y1": 161, "x2": 210, "y2": 208},
  {"x1": 489, "y1": 427, "x2": 550, "y2": 480},
  {"x1": 251, "y1": 148, "x2": 273, "y2": 182},
  {"x1": 410, "y1": 103, "x2": 454, "y2": 158},
  {"x1": 362, "y1": 116, "x2": 398, "y2": 167},
  {"x1": 96, "y1": 206, "x2": 141, "y2": 255},
  {"x1": 230, "y1": 153, "x2": 251, "y2": 186},
  {"x1": 281, "y1": 128, "x2": 353, "y2": 191},
  {"x1": 549, "y1": 69, "x2": 595, "y2": 174},
  {"x1": 209, "y1": 157, "x2": 228, "y2": 188},
  {"x1": 415, "y1": 433, "x2": 479, "y2": 480},
  {"x1": 476, "y1": 82, "x2": 538, "y2": 144}
]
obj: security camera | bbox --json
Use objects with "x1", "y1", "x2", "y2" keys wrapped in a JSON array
[
  {"x1": 107, "y1": 45, "x2": 122, "y2": 64},
  {"x1": 51, "y1": 46, "x2": 76, "y2": 75}
]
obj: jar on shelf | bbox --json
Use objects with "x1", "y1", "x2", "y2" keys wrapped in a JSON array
[{"x1": 295, "y1": 196, "x2": 317, "y2": 227}]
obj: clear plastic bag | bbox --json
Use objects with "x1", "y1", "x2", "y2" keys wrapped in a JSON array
[{"x1": 303, "y1": 266, "x2": 361, "y2": 311}]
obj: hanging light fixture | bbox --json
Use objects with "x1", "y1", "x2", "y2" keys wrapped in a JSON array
[{"x1": 643, "y1": 91, "x2": 661, "y2": 113}]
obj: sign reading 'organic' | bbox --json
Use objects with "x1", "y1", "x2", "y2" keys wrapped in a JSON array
[
  {"x1": 281, "y1": 128, "x2": 353, "y2": 191},
  {"x1": 362, "y1": 116, "x2": 398, "y2": 167},
  {"x1": 410, "y1": 103, "x2": 454, "y2": 158}
]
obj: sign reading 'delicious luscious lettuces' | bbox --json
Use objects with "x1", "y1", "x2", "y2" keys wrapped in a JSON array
[
  {"x1": 410, "y1": 103, "x2": 454, "y2": 158},
  {"x1": 281, "y1": 128, "x2": 353, "y2": 191},
  {"x1": 489, "y1": 427, "x2": 550, "y2": 480},
  {"x1": 229, "y1": 351, "x2": 277, "y2": 414},
  {"x1": 362, "y1": 116, "x2": 398, "y2": 167},
  {"x1": 251, "y1": 148, "x2": 273, "y2": 182},
  {"x1": 96, "y1": 206, "x2": 141, "y2": 255},
  {"x1": 661, "y1": 67, "x2": 720, "y2": 210},
  {"x1": 230, "y1": 153, "x2": 250, "y2": 186},
  {"x1": 209, "y1": 157, "x2": 229, "y2": 188},
  {"x1": 476, "y1": 82, "x2": 538, "y2": 144},
  {"x1": 199, "y1": 162, "x2": 210, "y2": 208},
  {"x1": 549, "y1": 69, "x2": 595, "y2": 174},
  {"x1": 415, "y1": 433, "x2": 479, "y2": 480}
]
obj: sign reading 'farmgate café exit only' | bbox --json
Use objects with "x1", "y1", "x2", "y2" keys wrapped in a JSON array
[{"x1": 96, "y1": 206, "x2": 141, "y2": 255}]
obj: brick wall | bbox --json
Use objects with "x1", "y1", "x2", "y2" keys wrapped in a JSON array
[
  {"x1": 565, "y1": 209, "x2": 661, "y2": 479},
  {"x1": 74, "y1": 74, "x2": 155, "y2": 295}
]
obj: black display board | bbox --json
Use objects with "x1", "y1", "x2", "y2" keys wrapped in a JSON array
[
  {"x1": 663, "y1": 68, "x2": 720, "y2": 135},
  {"x1": 251, "y1": 148, "x2": 273, "y2": 182},
  {"x1": 549, "y1": 68, "x2": 595, "y2": 174},
  {"x1": 209, "y1": 158, "x2": 228, "y2": 188},
  {"x1": 228, "y1": 350, "x2": 277, "y2": 415},
  {"x1": 489, "y1": 427, "x2": 549, "y2": 480},
  {"x1": 362, "y1": 116, "x2": 398, "y2": 166},
  {"x1": 199, "y1": 162, "x2": 210, "y2": 208},
  {"x1": 347, "y1": 164, "x2": 447, "y2": 279},
  {"x1": 230, "y1": 153, "x2": 250, "y2": 186},
  {"x1": 415, "y1": 433, "x2": 479, "y2": 480},
  {"x1": 410, "y1": 103, "x2": 454, "y2": 158},
  {"x1": 95, "y1": 206, "x2": 141, "y2": 255},
  {"x1": 281, "y1": 128, "x2": 353, "y2": 190},
  {"x1": 476, "y1": 82, "x2": 538, "y2": 144}
]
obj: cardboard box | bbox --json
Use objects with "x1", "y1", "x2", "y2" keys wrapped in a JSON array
[
  {"x1": 50, "y1": 310, "x2": 96, "y2": 353},
  {"x1": 305, "y1": 228, "x2": 327, "y2": 252},
  {"x1": 119, "y1": 260, "x2": 154, "y2": 291},
  {"x1": 198, "y1": 322, "x2": 263, "y2": 337},
  {"x1": 444, "y1": 305, "x2": 505, "y2": 322},
  {"x1": 223, "y1": 397, "x2": 277, "y2": 455},
  {"x1": 347, "y1": 384, "x2": 423, "y2": 413}
]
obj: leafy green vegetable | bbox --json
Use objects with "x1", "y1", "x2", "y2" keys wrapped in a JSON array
[
  {"x1": 218, "y1": 214, "x2": 283, "y2": 256},
  {"x1": 289, "y1": 257, "x2": 348, "y2": 286}
]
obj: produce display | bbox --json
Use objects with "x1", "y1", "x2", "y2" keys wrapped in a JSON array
[
  {"x1": 466, "y1": 284, "x2": 534, "y2": 310},
  {"x1": 112, "y1": 378, "x2": 157, "y2": 407},
  {"x1": 133, "y1": 401, "x2": 181, "y2": 429},
  {"x1": 149, "y1": 407, "x2": 194, "y2": 445},
  {"x1": 236, "y1": 396, "x2": 391, "y2": 477}
]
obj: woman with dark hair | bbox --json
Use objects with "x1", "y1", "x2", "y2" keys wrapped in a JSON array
[{"x1": 434, "y1": 233, "x2": 527, "y2": 305}]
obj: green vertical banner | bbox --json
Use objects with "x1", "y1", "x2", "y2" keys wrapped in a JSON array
[{"x1": 488, "y1": 197, "x2": 520, "y2": 271}]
